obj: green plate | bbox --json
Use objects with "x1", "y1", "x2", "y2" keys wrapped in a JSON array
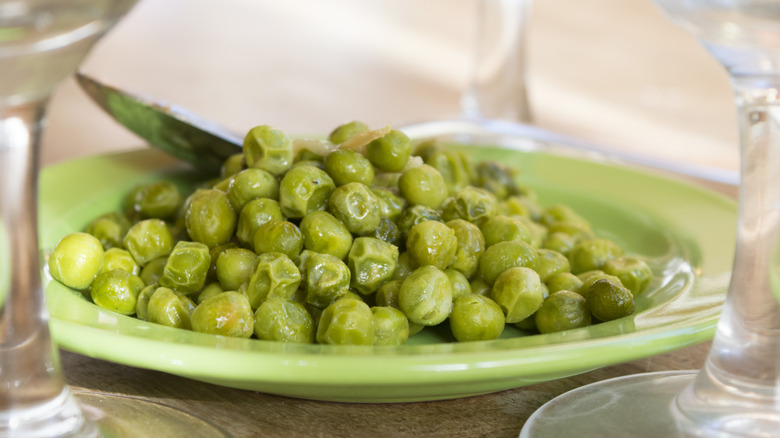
[{"x1": 41, "y1": 145, "x2": 736, "y2": 403}]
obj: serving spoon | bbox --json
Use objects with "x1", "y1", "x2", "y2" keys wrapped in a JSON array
[{"x1": 75, "y1": 72, "x2": 739, "y2": 185}]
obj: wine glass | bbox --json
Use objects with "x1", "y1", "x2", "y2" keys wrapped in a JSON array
[
  {"x1": 519, "y1": 1, "x2": 780, "y2": 437},
  {"x1": 0, "y1": 1, "x2": 230, "y2": 436}
]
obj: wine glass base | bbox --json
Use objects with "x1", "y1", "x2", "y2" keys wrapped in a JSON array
[{"x1": 519, "y1": 370, "x2": 697, "y2": 438}]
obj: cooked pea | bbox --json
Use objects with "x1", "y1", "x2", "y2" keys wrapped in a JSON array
[
  {"x1": 535, "y1": 249, "x2": 571, "y2": 283},
  {"x1": 191, "y1": 291, "x2": 254, "y2": 338},
  {"x1": 535, "y1": 290, "x2": 591, "y2": 334},
  {"x1": 147, "y1": 287, "x2": 195, "y2": 329},
  {"x1": 324, "y1": 149, "x2": 374, "y2": 186},
  {"x1": 603, "y1": 256, "x2": 653, "y2": 295},
  {"x1": 327, "y1": 182, "x2": 381, "y2": 235},
  {"x1": 478, "y1": 239, "x2": 539, "y2": 285},
  {"x1": 139, "y1": 256, "x2": 167, "y2": 286},
  {"x1": 216, "y1": 248, "x2": 258, "y2": 291},
  {"x1": 236, "y1": 198, "x2": 285, "y2": 246},
  {"x1": 396, "y1": 205, "x2": 442, "y2": 239},
  {"x1": 85, "y1": 212, "x2": 131, "y2": 250},
  {"x1": 329, "y1": 120, "x2": 370, "y2": 144},
  {"x1": 374, "y1": 279, "x2": 402, "y2": 308},
  {"x1": 543, "y1": 231, "x2": 577, "y2": 256},
  {"x1": 470, "y1": 277, "x2": 491, "y2": 297},
  {"x1": 220, "y1": 152, "x2": 245, "y2": 178},
  {"x1": 490, "y1": 267, "x2": 544, "y2": 323},
  {"x1": 185, "y1": 189, "x2": 236, "y2": 249},
  {"x1": 568, "y1": 238, "x2": 624, "y2": 275},
  {"x1": 305, "y1": 252, "x2": 351, "y2": 308},
  {"x1": 279, "y1": 165, "x2": 336, "y2": 219},
  {"x1": 347, "y1": 237, "x2": 399, "y2": 295},
  {"x1": 99, "y1": 247, "x2": 140, "y2": 276},
  {"x1": 129, "y1": 181, "x2": 182, "y2": 220},
  {"x1": 49, "y1": 232, "x2": 105, "y2": 290},
  {"x1": 197, "y1": 282, "x2": 225, "y2": 305},
  {"x1": 449, "y1": 294, "x2": 505, "y2": 342},
  {"x1": 587, "y1": 278, "x2": 635, "y2": 321},
  {"x1": 445, "y1": 268, "x2": 472, "y2": 300},
  {"x1": 446, "y1": 219, "x2": 486, "y2": 279},
  {"x1": 540, "y1": 204, "x2": 588, "y2": 227},
  {"x1": 406, "y1": 220, "x2": 457, "y2": 270},
  {"x1": 546, "y1": 272, "x2": 583, "y2": 294},
  {"x1": 159, "y1": 241, "x2": 211, "y2": 295},
  {"x1": 479, "y1": 215, "x2": 533, "y2": 247},
  {"x1": 365, "y1": 129, "x2": 412, "y2": 172},
  {"x1": 316, "y1": 298, "x2": 375, "y2": 345},
  {"x1": 399, "y1": 265, "x2": 453, "y2": 326},
  {"x1": 398, "y1": 164, "x2": 448, "y2": 209},
  {"x1": 392, "y1": 251, "x2": 417, "y2": 281},
  {"x1": 577, "y1": 271, "x2": 623, "y2": 301},
  {"x1": 226, "y1": 168, "x2": 279, "y2": 212},
  {"x1": 371, "y1": 306, "x2": 410, "y2": 346},
  {"x1": 441, "y1": 186, "x2": 498, "y2": 224},
  {"x1": 90, "y1": 269, "x2": 145, "y2": 315},
  {"x1": 475, "y1": 160, "x2": 520, "y2": 200},
  {"x1": 123, "y1": 219, "x2": 174, "y2": 266},
  {"x1": 371, "y1": 187, "x2": 406, "y2": 221},
  {"x1": 242, "y1": 125, "x2": 293, "y2": 177},
  {"x1": 135, "y1": 284, "x2": 156, "y2": 321},
  {"x1": 246, "y1": 252, "x2": 302, "y2": 309},
  {"x1": 254, "y1": 297, "x2": 315, "y2": 343},
  {"x1": 253, "y1": 220, "x2": 304, "y2": 262},
  {"x1": 371, "y1": 217, "x2": 403, "y2": 247},
  {"x1": 425, "y1": 149, "x2": 474, "y2": 195},
  {"x1": 299, "y1": 211, "x2": 353, "y2": 260}
]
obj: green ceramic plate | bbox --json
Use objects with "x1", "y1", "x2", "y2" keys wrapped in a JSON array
[{"x1": 41, "y1": 143, "x2": 736, "y2": 403}]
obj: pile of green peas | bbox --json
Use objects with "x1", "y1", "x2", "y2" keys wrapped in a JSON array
[{"x1": 48, "y1": 121, "x2": 653, "y2": 345}]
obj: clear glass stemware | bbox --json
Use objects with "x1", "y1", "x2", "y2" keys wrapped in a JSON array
[{"x1": 519, "y1": 1, "x2": 780, "y2": 437}]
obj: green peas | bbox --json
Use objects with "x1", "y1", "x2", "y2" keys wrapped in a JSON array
[
  {"x1": 371, "y1": 218, "x2": 403, "y2": 248},
  {"x1": 316, "y1": 298, "x2": 375, "y2": 345},
  {"x1": 159, "y1": 241, "x2": 211, "y2": 295},
  {"x1": 445, "y1": 268, "x2": 472, "y2": 301},
  {"x1": 226, "y1": 168, "x2": 279, "y2": 212},
  {"x1": 185, "y1": 189, "x2": 237, "y2": 249},
  {"x1": 425, "y1": 149, "x2": 474, "y2": 195},
  {"x1": 253, "y1": 220, "x2": 304, "y2": 262},
  {"x1": 304, "y1": 252, "x2": 351, "y2": 308},
  {"x1": 374, "y1": 279, "x2": 402, "y2": 308},
  {"x1": 365, "y1": 129, "x2": 412, "y2": 172},
  {"x1": 147, "y1": 287, "x2": 195, "y2": 330},
  {"x1": 478, "y1": 239, "x2": 539, "y2": 285},
  {"x1": 254, "y1": 297, "x2": 314, "y2": 343},
  {"x1": 603, "y1": 256, "x2": 653, "y2": 295},
  {"x1": 398, "y1": 164, "x2": 448, "y2": 210},
  {"x1": 535, "y1": 249, "x2": 571, "y2": 283},
  {"x1": 49, "y1": 232, "x2": 105, "y2": 290},
  {"x1": 587, "y1": 278, "x2": 635, "y2": 321},
  {"x1": 327, "y1": 182, "x2": 381, "y2": 235},
  {"x1": 535, "y1": 290, "x2": 591, "y2": 334},
  {"x1": 220, "y1": 153, "x2": 245, "y2": 178},
  {"x1": 568, "y1": 238, "x2": 624, "y2": 275},
  {"x1": 216, "y1": 248, "x2": 258, "y2": 291},
  {"x1": 540, "y1": 204, "x2": 588, "y2": 227},
  {"x1": 90, "y1": 269, "x2": 145, "y2": 315},
  {"x1": 446, "y1": 219, "x2": 486, "y2": 279},
  {"x1": 479, "y1": 215, "x2": 533, "y2": 247},
  {"x1": 299, "y1": 211, "x2": 353, "y2": 260},
  {"x1": 236, "y1": 198, "x2": 285, "y2": 246},
  {"x1": 449, "y1": 294, "x2": 505, "y2": 342},
  {"x1": 85, "y1": 212, "x2": 130, "y2": 250},
  {"x1": 329, "y1": 121, "x2": 369, "y2": 144},
  {"x1": 392, "y1": 252, "x2": 417, "y2": 281},
  {"x1": 399, "y1": 265, "x2": 453, "y2": 326},
  {"x1": 546, "y1": 272, "x2": 583, "y2": 294},
  {"x1": 396, "y1": 205, "x2": 441, "y2": 239},
  {"x1": 198, "y1": 282, "x2": 224, "y2": 304},
  {"x1": 243, "y1": 125, "x2": 293, "y2": 177},
  {"x1": 278, "y1": 165, "x2": 336, "y2": 219},
  {"x1": 246, "y1": 252, "x2": 301, "y2": 309},
  {"x1": 99, "y1": 248, "x2": 139, "y2": 276},
  {"x1": 191, "y1": 291, "x2": 255, "y2": 338},
  {"x1": 475, "y1": 160, "x2": 520, "y2": 200},
  {"x1": 123, "y1": 219, "x2": 174, "y2": 266},
  {"x1": 441, "y1": 186, "x2": 498, "y2": 224},
  {"x1": 490, "y1": 266, "x2": 545, "y2": 323},
  {"x1": 577, "y1": 271, "x2": 623, "y2": 300},
  {"x1": 347, "y1": 237, "x2": 399, "y2": 295},
  {"x1": 371, "y1": 187, "x2": 406, "y2": 221},
  {"x1": 324, "y1": 149, "x2": 374, "y2": 186},
  {"x1": 406, "y1": 220, "x2": 457, "y2": 270},
  {"x1": 128, "y1": 181, "x2": 182, "y2": 220},
  {"x1": 371, "y1": 306, "x2": 410, "y2": 346},
  {"x1": 139, "y1": 257, "x2": 167, "y2": 286},
  {"x1": 135, "y1": 284, "x2": 156, "y2": 320}
]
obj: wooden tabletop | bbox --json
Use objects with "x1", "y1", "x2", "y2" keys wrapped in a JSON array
[{"x1": 45, "y1": 0, "x2": 739, "y2": 436}]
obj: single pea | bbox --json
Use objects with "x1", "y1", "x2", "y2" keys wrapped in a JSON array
[
  {"x1": 159, "y1": 241, "x2": 211, "y2": 295},
  {"x1": 371, "y1": 306, "x2": 410, "y2": 346},
  {"x1": 216, "y1": 248, "x2": 258, "y2": 291},
  {"x1": 546, "y1": 221, "x2": 595, "y2": 244},
  {"x1": 535, "y1": 249, "x2": 571, "y2": 283},
  {"x1": 603, "y1": 256, "x2": 653, "y2": 295},
  {"x1": 242, "y1": 125, "x2": 293, "y2": 177},
  {"x1": 220, "y1": 153, "x2": 245, "y2": 178},
  {"x1": 226, "y1": 168, "x2": 279, "y2": 212},
  {"x1": 490, "y1": 266, "x2": 544, "y2": 323},
  {"x1": 207, "y1": 243, "x2": 237, "y2": 282},
  {"x1": 406, "y1": 220, "x2": 458, "y2": 270},
  {"x1": 253, "y1": 220, "x2": 304, "y2": 262},
  {"x1": 425, "y1": 149, "x2": 474, "y2": 195},
  {"x1": 370, "y1": 187, "x2": 406, "y2": 221},
  {"x1": 99, "y1": 247, "x2": 140, "y2": 276},
  {"x1": 479, "y1": 215, "x2": 533, "y2": 247},
  {"x1": 398, "y1": 164, "x2": 448, "y2": 210},
  {"x1": 135, "y1": 283, "x2": 156, "y2": 321},
  {"x1": 445, "y1": 269, "x2": 472, "y2": 301},
  {"x1": 197, "y1": 282, "x2": 225, "y2": 305},
  {"x1": 449, "y1": 294, "x2": 505, "y2": 342},
  {"x1": 474, "y1": 160, "x2": 520, "y2": 200},
  {"x1": 396, "y1": 205, "x2": 442, "y2": 240},
  {"x1": 370, "y1": 217, "x2": 403, "y2": 248},
  {"x1": 546, "y1": 272, "x2": 583, "y2": 294},
  {"x1": 499, "y1": 196, "x2": 537, "y2": 220},
  {"x1": 90, "y1": 269, "x2": 145, "y2": 315},
  {"x1": 147, "y1": 287, "x2": 194, "y2": 330},
  {"x1": 470, "y1": 277, "x2": 491, "y2": 297},
  {"x1": 446, "y1": 219, "x2": 486, "y2": 279},
  {"x1": 587, "y1": 278, "x2": 635, "y2": 322},
  {"x1": 185, "y1": 189, "x2": 237, "y2": 249},
  {"x1": 535, "y1": 290, "x2": 591, "y2": 334},
  {"x1": 518, "y1": 216, "x2": 548, "y2": 248},
  {"x1": 85, "y1": 212, "x2": 131, "y2": 250},
  {"x1": 392, "y1": 251, "x2": 417, "y2": 281},
  {"x1": 327, "y1": 182, "x2": 381, "y2": 235},
  {"x1": 323, "y1": 149, "x2": 375, "y2": 186},
  {"x1": 371, "y1": 172, "x2": 402, "y2": 190},
  {"x1": 440, "y1": 186, "x2": 498, "y2": 224},
  {"x1": 305, "y1": 252, "x2": 351, "y2": 308},
  {"x1": 478, "y1": 239, "x2": 539, "y2": 285},
  {"x1": 139, "y1": 256, "x2": 167, "y2": 286},
  {"x1": 365, "y1": 129, "x2": 412, "y2": 172},
  {"x1": 577, "y1": 271, "x2": 623, "y2": 301},
  {"x1": 398, "y1": 265, "x2": 453, "y2": 326},
  {"x1": 191, "y1": 291, "x2": 255, "y2": 338},
  {"x1": 568, "y1": 238, "x2": 624, "y2": 275},
  {"x1": 278, "y1": 165, "x2": 336, "y2": 219},
  {"x1": 316, "y1": 298, "x2": 375, "y2": 345},
  {"x1": 299, "y1": 211, "x2": 353, "y2": 260},
  {"x1": 542, "y1": 231, "x2": 577, "y2": 256},
  {"x1": 347, "y1": 237, "x2": 399, "y2": 295},
  {"x1": 374, "y1": 279, "x2": 403, "y2": 308},
  {"x1": 49, "y1": 232, "x2": 105, "y2": 290},
  {"x1": 129, "y1": 181, "x2": 182, "y2": 220},
  {"x1": 540, "y1": 204, "x2": 589, "y2": 228},
  {"x1": 329, "y1": 121, "x2": 370, "y2": 144},
  {"x1": 246, "y1": 252, "x2": 302, "y2": 310},
  {"x1": 236, "y1": 198, "x2": 285, "y2": 247},
  {"x1": 254, "y1": 297, "x2": 315, "y2": 343}
]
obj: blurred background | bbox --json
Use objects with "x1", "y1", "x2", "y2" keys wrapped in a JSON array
[{"x1": 41, "y1": 0, "x2": 738, "y2": 175}]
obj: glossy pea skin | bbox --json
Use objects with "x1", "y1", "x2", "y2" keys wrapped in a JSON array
[
  {"x1": 99, "y1": 247, "x2": 140, "y2": 276},
  {"x1": 577, "y1": 271, "x2": 623, "y2": 301},
  {"x1": 304, "y1": 252, "x2": 351, "y2": 308},
  {"x1": 147, "y1": 287, "x2": 194, "y2": 330},
  {"x1": 371, "y1": 217, "x2": 403, "y2": 248},
  {"x1": 299, "y1": 211, "x2": 353, "y2": 260},
  {"x1": 49, "y1": 232, "x2": 105, "y2": 290},
  {"x1": 347, "y1": 237, "x2": 399, "y2": 295},
  {"x1": 139, "y1": 257, "x2": 167, "y2": 286},
  {"x1": 129, "y1": 181, "x2": 182, "y2": 220},
  {"x1": 391, "y1": 252, "x2": 417, "y2": 281},
  {"x1": 449, "y1": 294, "x2": 505, "y2": 342},
  {"x1": 242, "y1": 125, "x2": 294, "y2": 177},
  {"x1": 396, "y1": 205, "x2": 442, "y2": 240},
  {"x1": 425, "y1": 149, "x2": 474, "y2": 195},
  {"x1": 90, "y1": 269, "x2": 145, "y2": 315},
  {"x1": 327, "y1": 182, "x2": 381, "y2": 235},
  {"x1": 254, "y1": 297, "x2": 315, "y2": 343},
  {"x1": 220, "y1": 153, "x2": 245, "y2": 178},
  {"x1": 123, "y1": 219, "x2": 175, "y2": 266},
  {"x1": 197, "y1": 282, "x2": 224, "y2": 305},
  {"x1": 365, "y1": 129, "x2": 412, "y2": 172},
  {"x1": 226, "y1": 168, "x2": 279, "y2": 212},
  {"x1": 546, "y1": 272, "x2": 583, "y2": 294},
  {"x1": 216, "y1": 248, "x2": 258, "y2": 291},
  {"x1": 535, "y1": 249, "x2": 571, "y2": 283},
  {"x1": 603, "y1": 256, "x2": 653, "y2": 295},
  {"x1": 371, "y1": 306, "x2": 410, "y2": 346},
  {"x1": 85, "y1": 212, "x2": 131, "y2": 250},
  {"x1": 568, "y1": 238, "x2": 624, "y2": 275},
  {"x1": 191, "y1": 291, "x2": 255, "y2": 338},
  {"x1": 324, "y1": 149, "x2": 374, "y2": 186},
  {"x1": 398, "y1": 164, "x2": 449, "y2": 210},
  {"x1": 535, "y1": 290, "x2": 591, "y2": 334},
  {"x1": 135, "y1": 284, "x2": 156, "y2": 321},
  {"x1": 253, "y1": 220, "x2": 304, "y2": 262},
  {"x1": 328, "y1": 120, "x2": 370, "y2": 144},
  {"x1": 278, "y1": 165, "x2": 336, "y2": 219},
  {"x1": 446, "y1": 219, "x2": 486, "y2": 279},
  {"x1": 586, "y1": 278, "x2": 635, "y2": 322},
  {"x1": 490, "y1": 267, "x2": 544, "y2": 323},
  {"x1": 236, "y1": 198, "x2": 285, "y2": 246},
  {"x1": 374, "y1": 279, "x2": 402, "y2": 308},
  {"x1": 316, "y1": 298, "x2": 375, "y2": 345},
  {"x1": 478, "y1": 239, "x2": 539, "y2": 285},
  {"x1": 159, "y1": 241, "x2": 211, "y2": 295},
  {"x1": 399, "y1": 265, "x2": 453, "y2": 326},
  {"x1": 540, "y1": 204, "x2": 589, "y2": 228},
  {"x1": 406, "y1": 220, "x2": 457, "y2": 270},
  {"x1": 542, "y1": 231, "x2": 577, "y2": 256},
  {"x1": 479, "y1": 215, "x2": 533, "y2": 247},
  {"x1": 445, "y1": 268, "x2": 472, "y2": 301},
  {"x1": 440, "y1": 186, "x2": 498, "y2": 224},
  {"x1": 470, "y1": 277, "x2": 491, "y2": 297},
  {"x1": 185, "y1": 189, "x2": 237, "y2": 249},
  {"x1": 475, "y1": 160, "x2": 520, "y2": 200},
  {"x1": 546, "y1": 221, "x2": 595, "y2": 245},
  {"x1": 371, "y1": 187, "x2": 406, "y2": 222},
  {"x1": 246, "y1": 252, "x2": 301, "y2": 310}
]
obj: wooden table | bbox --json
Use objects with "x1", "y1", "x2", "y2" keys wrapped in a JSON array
[{"x1": 45, "y1": 0, "x2": 739, "y2": 436}]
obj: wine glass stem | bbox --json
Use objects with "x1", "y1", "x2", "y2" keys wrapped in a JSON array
[{"x1": 676, "y1": 75, "x2": 780, "y2": 428}]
